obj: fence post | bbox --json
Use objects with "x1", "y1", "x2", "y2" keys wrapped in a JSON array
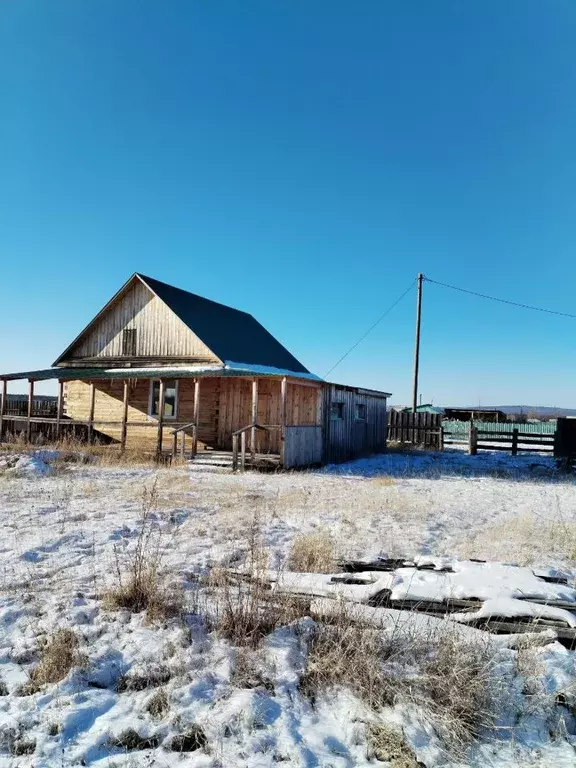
[
  {"x1": 511, "y1": 427, "x2": 518, "y2": 456},
  {"x1": 241, "y1": 431, "x2": 247, "y2": 471},
  {"x1": 439, "y1": 426, "x2": 445, "y2": 452},
  {"x1": 26, "y1": 379, "x2": 34, "y2": 444},
  {"x1": 469, "y1": 425, "x2": 478, "y2": 456},
  {"x1": 172, "y1": 431, "x2": 178, "y2": 459},
  {"x1": 0, "y1": 379, "x2": 6, "y2": 444},
  {"x1": 232, "y1": 433, "x2": 239, "y2": 472}
]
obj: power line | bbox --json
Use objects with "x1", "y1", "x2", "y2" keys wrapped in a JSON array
[
  {"x1": 324, "y1": 279, "x2": 416, "y2": 378},
  {"x1": 425, "y1": 276, "x2": 576, "y2": 319}
]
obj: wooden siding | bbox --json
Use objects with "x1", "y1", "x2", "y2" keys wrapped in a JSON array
[
  {"x1": 323, "y1": 384, "x2": 388, "y2": 464},
  {"x1": 284, "y1": 426, "x2": 323, "y2": 468},
  {"x1": 65, "y1": 376, "x2": 322, "y2": 453},
  {"x1": 217, "y1": 378, "x2": 321, "y2": 452},
  {"x1": 61, "y1": 280, "x2": 220, "y2": 363},
  {"x1": 64, "y1": 378, "x2": 221, "y2": 450}
]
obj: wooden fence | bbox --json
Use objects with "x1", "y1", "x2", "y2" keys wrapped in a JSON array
[
  {"x1": 0, "y1": 417, "x2": 95, "y2": 445},
  {"x1": 387, "y1": 411, "x2": 443, "y2": 450},
  {"x1": 462, "y1": 426, "x2": 555, "y2": 456},
  {"x1": 5, "y1": 398, "x2": 58, "y2": 418}
]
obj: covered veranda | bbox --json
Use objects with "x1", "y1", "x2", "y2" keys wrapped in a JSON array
[{"x1": 0, "y1": 365, "x2": 324, "y2": 469}]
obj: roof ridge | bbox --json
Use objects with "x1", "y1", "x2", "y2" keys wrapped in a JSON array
[{"x1": 136, "y1": 273, "x2": 252, "y2": 318}]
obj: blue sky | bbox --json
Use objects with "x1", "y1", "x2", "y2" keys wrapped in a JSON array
[{"x1": 1, "y1": 1, "x2": 576, "y2": 405}]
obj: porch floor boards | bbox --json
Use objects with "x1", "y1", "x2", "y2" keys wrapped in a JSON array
[{"x1": 188, "y1": 449, "x2": 281, "y2": 472}]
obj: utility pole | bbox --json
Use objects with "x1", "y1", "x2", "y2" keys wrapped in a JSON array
[{"x1": 412, "y1": 273, "x2": 424, "y2": 414}]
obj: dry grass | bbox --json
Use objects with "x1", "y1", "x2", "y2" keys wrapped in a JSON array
[
  {"x1": 165, "y1": 725, "x2": 207, "y2": 753},
  {"x1": 205, "y1": 569, "x2": 307, "y2": 648},
  {"x1": 25, "y1": 630, "x2": 85, "y2": 693},
  {"x1": 0, "y1": 438, "x2": 174, "y2": 468},
  {"x1": 146, "y1": 688, "x2": 170, "y2": 718},
  {"x1": 231, "y1": 647, "x2": 274, "y2": 691},
  {"x1": 117, "y1": 663, "x2": 171, "y2": 693},
  {"x1": 104, "y1": 480, "x2": 184, "y2": 621},
  {"x1": 300, "y1": 612, "x2": 507, "y2": 755},
  {"x1": 372, "y1": 475, "x2": 395, "y2": 487},
  {"x1": 460, "y1": 508, "x2": 576, "y2": 565},
  {"x1": 366, "y1": 723, "x2": 420, "y2": 767},
  {"x1": 199, "y1": 507, "x2": 310, "y2": 646},
  {"x1": 108, "y1": 729, "x2": 160, "y2": 751},
  {"x1": 288, "y1": 531, "x2": 336, "y2": 573}
]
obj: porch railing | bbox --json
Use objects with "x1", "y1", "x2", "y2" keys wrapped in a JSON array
[
  {"x1": 170, "y1": 421, "x2": 198, "y2": 460},
  {"x1": 232, "y1": 423, "x2": 282, "y2": 471}
]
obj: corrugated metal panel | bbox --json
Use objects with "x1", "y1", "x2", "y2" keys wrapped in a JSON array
[
  {"x1": 0, "y1": 366, "x2": 317, "y2": 382},
  {"x1": 444, "y1": 420, "x2": 557, "y2": 438}
]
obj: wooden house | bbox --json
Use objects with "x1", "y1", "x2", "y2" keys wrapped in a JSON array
[{"x1": 0, "y1": 274, "x2": 390, "y2": 468}]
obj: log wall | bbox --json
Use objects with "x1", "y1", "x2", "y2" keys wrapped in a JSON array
[
  {"x1": 64, "y1": 378, "x2": 221, "y2": 451},
  {"x1": 64, "y1": 376, "x2": 322, "y2": 453}
]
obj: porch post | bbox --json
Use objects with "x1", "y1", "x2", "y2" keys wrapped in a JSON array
[
  {"x1": 87, "y1": 382, "x2": 96, "y2": 444},
  {"x1": 251, "y1": 377, "x2": 258, "y2": 460},
  {"x1": 316, "y1": 385, "x2": 323, "y2": 426},
  {"x1": 280, "y1": 377, "x2": 287, "y2": 466},
  {"x1": 120, "y1": 380, "x2": 129, "y2": 453},
  {"x1": 0, "y1": 379, "x2": 7, "y2": 443},
  {"x1": 27, "y1": 379, "x2": 34, "y2": 443},
  {"x1": 156, "y1": 379, "x2": 166, "y2": 457},
  {"x1": 192, "y1": 378, "x2": 200, "y2": 456},
  {"x1": 56, "y1": 380, "x2": 64, "y2": 441}
]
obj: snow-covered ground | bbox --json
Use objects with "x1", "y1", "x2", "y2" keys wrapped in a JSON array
[{"x1": 0, "y1": 448, "x2": 575, "y2": 766}]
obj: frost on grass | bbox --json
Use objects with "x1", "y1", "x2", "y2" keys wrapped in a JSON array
[
  {"x1": 0, "y1": 449, "x2": 575, "y2": 766},
  {"x1": 299, "y1": 611, "x2": 508, "y2": 754},
  {"x1": 22, "y1": 629, "x2": 85, "y2": 695},
  {"x1": 288, "y1": 531, "x2": 336, "y2": 573},
  {"x1": 104, "y1": 479, "x2": 184, "y2": 621}
]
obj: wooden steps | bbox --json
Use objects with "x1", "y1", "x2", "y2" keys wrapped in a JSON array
[{"x1": 188, "y1": 450, "x2": 282, "y2": 472}]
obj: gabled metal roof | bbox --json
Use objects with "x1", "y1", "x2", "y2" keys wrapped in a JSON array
[
  {"x1": 137, "y1": 274, "x2": 311, "y2": 374},
  {"x1": 54, "y1": 273, "x2": 313, "y2": 376}
]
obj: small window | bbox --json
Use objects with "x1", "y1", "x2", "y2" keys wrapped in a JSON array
[
  {"x1": 149, "y1": 379, "x2": 178, "y2": 419},
  {"x1": 355, "y1": 403, "x2": 367, "y2": 421},
  {"x1": 330, "y1": 402, "x2": 344, "y2": 420},
  {"x1": 122, "y1": 328, "x2": 137, "y2": 356}
]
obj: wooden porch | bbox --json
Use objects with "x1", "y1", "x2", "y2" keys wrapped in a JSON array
[{"x1": 0, "y1": 372, "x2": 324, "y2": 470}]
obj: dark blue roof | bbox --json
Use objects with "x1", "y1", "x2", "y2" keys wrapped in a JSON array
[{"x1": 138, "y1": 274, "x2": 311, "y2": 375}]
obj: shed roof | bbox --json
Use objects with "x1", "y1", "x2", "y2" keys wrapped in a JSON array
[{"x1": 0, "y1": 363, "x2": 323, "y2": 383}]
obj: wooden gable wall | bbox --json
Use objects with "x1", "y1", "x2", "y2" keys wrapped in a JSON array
[{"x1": 60, "y1": 279, "x2": 220, "y2": 363}]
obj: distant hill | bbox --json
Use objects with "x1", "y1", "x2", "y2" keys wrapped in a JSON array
[
  {"x1": 485, "y1": 405, "x2": 576, "y2": 419},
  {"x1": 452, "y1": 405, "x2": 576, "y2": 419},
  {"x1": 390, "y1": 404, "x2": 576, "y2": 419}
]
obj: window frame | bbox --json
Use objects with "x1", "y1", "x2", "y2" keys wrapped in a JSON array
[
  {"x1": 148, "y1": 379, "x2": 179, "y2": 420},
  {"x1": 355, "y1": 403, "x2": 367, "y2": 421},
  {"x1": 330, "y1": 401, "x2": 345, "y2": 420}
]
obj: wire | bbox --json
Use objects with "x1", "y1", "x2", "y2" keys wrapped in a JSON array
[
  {"x1": 324, "y1": 279, "x2": 416, "y2": 378},
  {"x1": 425, "y1": 277, "x2": 576, "y2": 319}
]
